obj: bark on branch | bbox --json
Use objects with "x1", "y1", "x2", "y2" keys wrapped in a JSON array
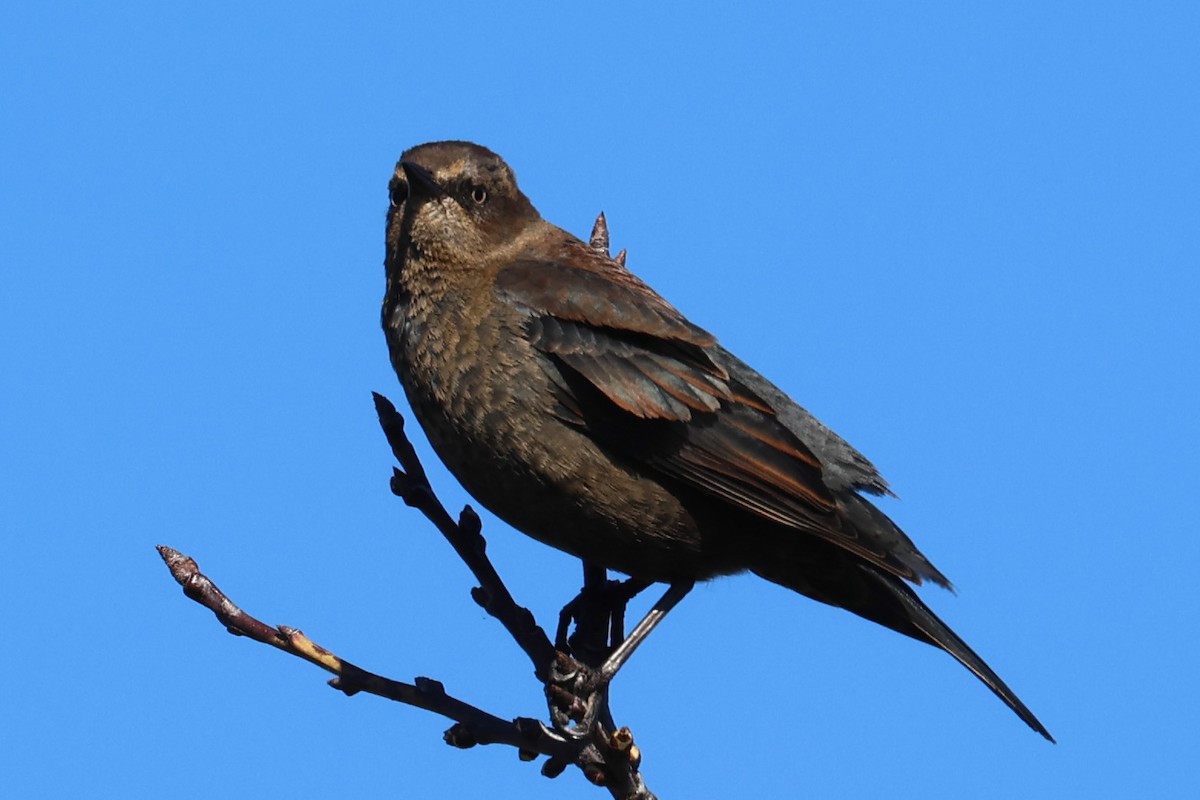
[{"x1": 158, "y1": 394, "x2": 658, "y2": 799}]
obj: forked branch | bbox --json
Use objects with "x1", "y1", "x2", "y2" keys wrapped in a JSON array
[{"x1": 159, "y1": 214, "x2": 657, "y2": 798}]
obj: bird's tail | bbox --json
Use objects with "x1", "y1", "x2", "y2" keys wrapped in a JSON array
[
  {"x1": 753, "y1": 555, "x2": 1054, "y2": 742},
  {"x1": 861, "y1": 565, "x2": 1055, "y2": 742}
]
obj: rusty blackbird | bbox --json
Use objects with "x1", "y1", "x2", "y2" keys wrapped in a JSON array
[{"x1": 382, "y1": 141, "x2": 1052, "y2": 741}]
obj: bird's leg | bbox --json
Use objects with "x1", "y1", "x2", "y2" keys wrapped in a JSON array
[
  {"x1": 547, "y1": 566, "x2": 661, "y2": 736},
  {"x1": 599, "y1": 575, "x2": 653, "y2": 650},
  {"x1": 555, "y1": 562, "x2": 609, "y2": 659},
  {"x1": 549, "y1": 564, "x2": 615, "y2": 735},
  {"x1": 596, "y1": 580, "x2": 693, "y2": 683},
  {"x1": 555, "y1": 563, "x2": 652, "y2": 661}
]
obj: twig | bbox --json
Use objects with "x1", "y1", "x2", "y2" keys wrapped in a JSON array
[
  {"x1": 373, "y1": 393, "x2": 655, "y2": 797},
  {"x1": 372, "y1": 392, "x2": 557, "y2": 680},
  {"x1": 157, "y1": 392, "x2": 658, "y2": 798},
  {"x1": 159, "y1": 213, "x2": 658, "y2": 798},
  {"x1": 155, "y1": 545, "x2": 576, "y2": 759}
]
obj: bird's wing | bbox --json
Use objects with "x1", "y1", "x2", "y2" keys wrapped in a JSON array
[
  {"x1": 713, "y1": 345, "x2": 893, "y2": 496},
  {"x1": 495, "y1": 258, "x2": 945, "y2": 586}
]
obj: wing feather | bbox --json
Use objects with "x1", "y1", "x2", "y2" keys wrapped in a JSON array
[{"x1": 497, "y1": 256, "x2": 947, "y2": 586}]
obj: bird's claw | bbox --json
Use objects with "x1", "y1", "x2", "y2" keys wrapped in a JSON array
[{"x1": 547, "y1": 651, "x2": 608, "y2": 737}]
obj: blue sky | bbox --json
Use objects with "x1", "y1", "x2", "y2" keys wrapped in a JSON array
[{"x1": 3, "y1": 3, "x2": 1197, "y2": 798}]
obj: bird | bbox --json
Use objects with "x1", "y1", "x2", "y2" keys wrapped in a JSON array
[{"x1": 382, "y1": 140, "x2": 1052, "y2": 742}]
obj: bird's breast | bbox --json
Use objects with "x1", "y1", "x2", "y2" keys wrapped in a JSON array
[{"x1": 388, "y1": 281, "x2": 732, "y2": 581}]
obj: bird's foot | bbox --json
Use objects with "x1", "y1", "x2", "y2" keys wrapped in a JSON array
[
  {"x1": 546, "y1": 651, "x2": 606, "y2": 737},
  {"x1": 555, "y1": 572, "x2": 652, "y2": 664},
  {"x1": 546, "y1": 579, "x2": 695, "y2": 737}
]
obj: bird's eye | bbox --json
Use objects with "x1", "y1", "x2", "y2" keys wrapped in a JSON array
[
  {"x1": 389, "y1": 178, "x2": 408, "y2": 208},
  {"x1": 471, "y1": 186, "x2": 488, "y2": 204}
]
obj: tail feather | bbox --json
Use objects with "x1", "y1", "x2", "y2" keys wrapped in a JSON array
[
  {"x1": 858, "y1": 565, "x2": 1055, "y2": 742},
  {"x1": 752, "y1": 548, "x2": 1053, "y2": 741}
]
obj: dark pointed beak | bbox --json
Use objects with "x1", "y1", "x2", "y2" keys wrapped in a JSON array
[{"x1": 400, "y1": 161, "x2": 442, "y2": 199}]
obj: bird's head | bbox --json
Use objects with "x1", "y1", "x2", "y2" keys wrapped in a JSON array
[{"x1": 386, "y1": 141, "x2": 541, "y2": 270}]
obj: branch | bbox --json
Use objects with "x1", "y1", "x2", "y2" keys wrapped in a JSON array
[
  {"x1": 155, "y1": 546, "x2": 575, "y2": 758},
  {"x1": 157, "y1": 543, "x2": 653, "y2": 797},
  {"x1": 372, "y1": 392, "x2": 557, "y2": 680},
  {"x1": 372, "y1": 393, "x2": 656, "y2": 798},
  {"x1": 159, "y1": 214, "x2": 658, "y2": 797}
]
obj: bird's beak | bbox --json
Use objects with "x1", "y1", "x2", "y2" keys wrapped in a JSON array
[{"x1": 400, "y1": 161, "x2": 442, "y2": 199}]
